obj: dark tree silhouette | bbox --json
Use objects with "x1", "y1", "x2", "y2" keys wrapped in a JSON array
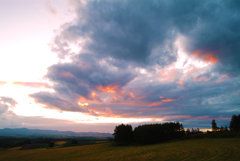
[
  {"x1": 71, "y1": 139, "x2": 78, "y2": 144},
  {"x1": 211, "y1": 119, "x2": 218, "y2": 131},
  {"x1": 113, "y1": 124, "x2": 132, "y2": 142},
  {"x1": 224, "y1": 125, "x2": 228, "y2": 131},
  {"x1": 48, "y1": 141, "x2": 54, "y2": 148},
  {"x1": 133, "y1": 122, "x2": 185, "y2": 144},
  {"x1": 230, "y1": 114, "x2": 240, "y2": 131}
]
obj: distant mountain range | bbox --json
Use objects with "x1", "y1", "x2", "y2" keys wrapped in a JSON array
[{"x1": 0, "y1": 128, "x2": 113, "y2": 137}]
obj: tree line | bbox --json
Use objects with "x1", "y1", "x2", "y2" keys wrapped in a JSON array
[
  {"x1": 113, "y1": 122, "x2": 185, "y2": 145},
  {"x1": 211, "y1": 114, "x2": 240, "y2": 132},
  {"x1": 113, "y1": 114, "x2": 240, "y2": 145}
]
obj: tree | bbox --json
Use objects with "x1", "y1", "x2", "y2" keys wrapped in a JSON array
[
  {"x1": 211, "y1": 119, "x2": 218, "y2": 132},
  {"x1": 230, "y1": 114, "x2": 240, "y2": 131},
  {"x1": 113, "y1": 124, "x2": 132, "y2": 142},
  {"x1": 71, "y1": 139, "x2": 78, "y2": 144},
  {"x1": 224, "y1": 125, "x2": 228, "y2": 131},
  {"x1": 49, "y1": 141, "x2": 54, "y2": 148}
]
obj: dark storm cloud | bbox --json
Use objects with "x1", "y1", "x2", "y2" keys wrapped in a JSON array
[
  {"x1": 51, "y1": 0, "x2": 240, "y2": 74},
  {"x1": 178, "y1": 1, "x2": 240, "y2": 75},
  {"x1": 53, "y1": 0, "x2": 181, "y2": 66}
]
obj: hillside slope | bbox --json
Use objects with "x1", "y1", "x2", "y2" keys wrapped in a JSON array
[{"x1": 1, "y1": 138, "x2": 240, "y2": 161}]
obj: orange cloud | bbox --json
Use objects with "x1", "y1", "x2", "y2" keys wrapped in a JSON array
[
  {"x1": 192, "y1": 50, "x2": 218, "y2": 63},
  {"x1": 162, "y1": 99, "x2": 179, "y2": 102},
  {"x1": 79, "y1": 96, "x2": 90, "y2": 102},
  {"x1": 194, "y1": 76, "x2": 210, "y2": 82},
  {"x1": 202, "y1": 53, "x2": 218, "y2": 63},
  {"x1": 160, "y1": 96, "x2": 164, "y2": 98},
  {"x1": 91, "y1": 92, "x2": 97, "y2": 97},
  {"x1": 159, "y1": 69, "x2": 177, "y2": 81},
  {"x1": 96, "y1": 107, "x2": 121, "y2": 117},
  {"x1": 78, "y1": 102, "x2": 89, "y2": 107},
  {"x1": 148, "y1": 101, "x2": 164, "y2": 106},
  {"x1": 130, "y1": 92, "x2": 135, "y2": 98},
  {"x1": 97, "y1": 85, "x2": 119, "y2": 93},
  {"x1": 91, "y1": 92, "x2": 101, "y2": 101},
  {"x1": 175, "y1": 80, "x2": 183, "y2": 85},
  {"x1": 193, "y1": 50, "x2": 201, "y2": 57},
  {"x1": 112, "y1": 96, "x2": 118, "y2": 100},
  {"x1": 148, "y1": 98, "x2": 179, "y2": 106}
]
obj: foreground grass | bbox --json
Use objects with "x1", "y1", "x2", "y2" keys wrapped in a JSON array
[{"x1": 0, "y1": 138, "x2": 240, "y2": 161}]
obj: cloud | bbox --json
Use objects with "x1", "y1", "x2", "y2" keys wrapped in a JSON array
[
  {"x1": 0, "y1": 97, "x2": 18, "y2": 123},
  {"x1": 0, "y1": 97, "x2": 18, "y2": 109},
  {"x1": 30, "y1": 92, "x2": 88, "y2": 112},
  {"x1": 178, "y1": 1, "x2": 240, "y2": 76},
  {"x1": 56, "y1": 0, "x2": 240, "y2": 74},
  {"x1": 51, "y1": 0, "x2": 179, "y2": 66},
  {"x1": 0, "y1": 81, "x2": 7, "y2": 85},
  {"x1": 28, "y1": 0, "x2": 240, "y2": 130},
  {"x1": 44, "y1": 54, "x2": 136, "y2": 99},
  {"x1": 12, "y1": 82, "x2": 51, "y2": 88},
  {"x1": 44, "y1": 0, "x2": 59, "y2": 16}
]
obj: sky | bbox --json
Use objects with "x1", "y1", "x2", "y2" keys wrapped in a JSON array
[{"x1": 0, "y1": 0, "x2": 240, "y2": 133}]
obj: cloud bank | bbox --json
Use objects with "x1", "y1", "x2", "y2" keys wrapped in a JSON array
[{"x1": 29, "y1": 0, "x2": 240, "y2": 129}]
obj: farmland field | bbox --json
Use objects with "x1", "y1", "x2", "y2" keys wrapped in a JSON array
[{"x1": 0, "y1": 138, "x2": 240, "y2": 161}]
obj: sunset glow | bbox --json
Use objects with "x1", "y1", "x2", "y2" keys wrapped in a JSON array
[
  {"x1": 0, "y1": 0, "x2": 239, "y2": 133},
  {"x1": 78, "y1": 102, "x2": 89, "y2": 107},
  {"x1": 193, "y1": 50, "x2": 218, "y2": 63},
  {"x1": 97, "y1": 85, "x2": 119, "y2": 93}
]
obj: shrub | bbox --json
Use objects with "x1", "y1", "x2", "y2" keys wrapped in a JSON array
[
  {"x1": 48, "y1": 141, "x2": 54, "y2": 148},
  {"x1": 71, "y1": 139, "x2": 78, "y2": 144}
]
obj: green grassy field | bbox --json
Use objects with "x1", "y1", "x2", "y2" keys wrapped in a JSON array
[{"x1": 0, "y1": 138, "x2": 240, "y2": 161}]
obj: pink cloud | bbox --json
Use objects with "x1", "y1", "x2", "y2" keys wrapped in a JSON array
[
  {"x1": 175, "y1": 80, "x2": 183, "y2": 85},
  {"x1": 148, "y1": 98, "x2": 179, "y2": 106},
  {"x1": 0, "y1": 81, "x2": 7, "y2": 85},
  {"x1": 159, "y1": 69, "x2": 177, "y2": 81},
  {"x1": 12, "y1": 82, "x2": 51, "y2": 88},
  {"x1": 214, "y1": 74, "x2": 229, "y2": 83},
  {"x1": 60, "y1": 71, "x2": 75, "y2": 78}
]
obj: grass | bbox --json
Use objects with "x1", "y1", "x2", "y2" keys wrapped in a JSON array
[
  {"x1": 0, "y1": 138, "x2": 240, "y2": 161},
  {"x1": 8, "y1": 146, "x2": 22, "y2": 151},
  {"x1": 55, "y1": 141, "x2": 67, "y2": 145}
]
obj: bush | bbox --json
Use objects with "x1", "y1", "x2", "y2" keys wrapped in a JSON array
[
  {"x1": 71, "y1": 139, "x2": 78, "y2": 144},
  {"x1": 48, "y1": 141, "x2": 54, "y2": 148}
]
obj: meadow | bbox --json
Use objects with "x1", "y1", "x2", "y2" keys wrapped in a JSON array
[{"x1": 0, "y1": 138, "x2": 240, "y2": 161}]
